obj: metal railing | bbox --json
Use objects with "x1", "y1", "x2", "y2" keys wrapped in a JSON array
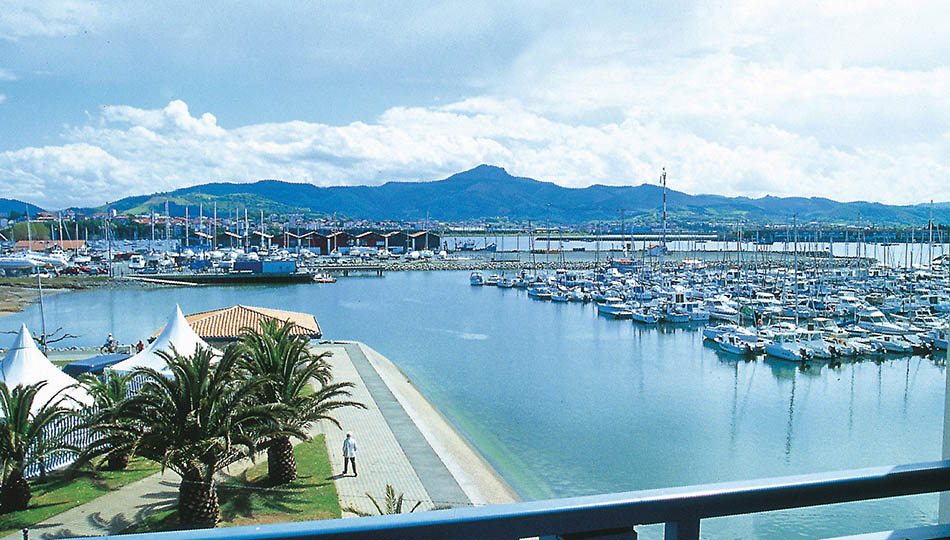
[{"x1": 96, "y1": 460, "x2": 950, "y2": 540}]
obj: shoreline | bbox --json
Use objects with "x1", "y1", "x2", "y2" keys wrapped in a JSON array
[
  {"x1": 0, "y1": 276, "x2": 165, "y2": 319},
  {"x1": 355, "y1": 341, "x2": 520, "y2": 505},
  {"x1": 331, "y1": 340, "x2": 519, "y2": 506}
]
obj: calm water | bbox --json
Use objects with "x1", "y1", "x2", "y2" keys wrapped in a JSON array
[{"x1": 1, "y1": 272, "x2": 945, "y2": 539}]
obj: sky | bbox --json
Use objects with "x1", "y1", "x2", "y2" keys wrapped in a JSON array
[{"x1": 0, "y1": 0, "x2": 949, "y2": 210}]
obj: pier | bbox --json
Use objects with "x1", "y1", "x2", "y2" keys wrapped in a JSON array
[
  {"x1": 315, "y1": 263, "x2": 385, "y2": 276},
  {"x1": 131, "y1": 272, "x2": 317, "y2": 285}
]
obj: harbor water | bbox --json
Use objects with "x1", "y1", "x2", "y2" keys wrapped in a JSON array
[{"x1": 0, "y1": 271, "x2": 945, "y2": 539}]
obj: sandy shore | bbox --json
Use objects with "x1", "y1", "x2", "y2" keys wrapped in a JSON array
[{"x1": 0, "y1": 276, "x2": 160, "y2": 319}]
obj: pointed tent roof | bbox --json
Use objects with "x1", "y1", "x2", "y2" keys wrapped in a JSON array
[
  {"x1": 1, "y1": 324, "x2": 91, "y2": 411},
  {"x1": 111, "y1": 305, "x2": 219, "y2": 375}
]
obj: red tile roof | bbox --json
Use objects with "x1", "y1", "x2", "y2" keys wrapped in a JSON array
[{"x1": 152, "y1": 305, "x2": 321, "y2": 340}]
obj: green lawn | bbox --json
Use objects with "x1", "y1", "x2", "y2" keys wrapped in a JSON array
[
  {"x1": 123, "y1": 434, "x2": 341, "y2": 534},
  {"x1": 0, "y1": 458, "x2": 161, "y2": 537}
]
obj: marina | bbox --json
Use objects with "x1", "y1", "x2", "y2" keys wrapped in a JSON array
[{"x1": 0, "y1": 267, "x2": 945, "y2": 539}]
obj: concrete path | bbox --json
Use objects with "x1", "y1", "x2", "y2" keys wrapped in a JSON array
[{"x1": 317, "y1": 344, "x2": 470, "y2": 516}]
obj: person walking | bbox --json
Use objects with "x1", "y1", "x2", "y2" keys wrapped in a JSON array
[{"x1": 342, "y1": 432, "x2": 357, "y2": 476}]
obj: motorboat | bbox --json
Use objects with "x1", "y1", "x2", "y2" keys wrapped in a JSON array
[
  {"x1": 854, "y1": 307, "x2": 908, "y2": 335},
  {"x1": 706, "y1": 296, "x2": 740, "y2": 322},
  {"x1": 797, "y1": 330, "x2": 835, "y2": 359},
  {"x1": 527, "y1": 285, "x2": 553, "y2": 300},
  {"x1": 923, "y1": 327, "x2": 949, "y2": 351},
  {"x1": 631, "y1": 307, "x2": 660, "y2": 324},
  {"x1": 660, "y1": 305, "x2": 691, "y2": 324},
  {"x1": 314, "y1": 273, "x2": 336, "y2": 283},
  {"x1": 870, "y1": 334, "x2": 914, "y2": 354},
  {"x1": 469, "y1": 271, "x2": 485, "y2": 286},
  {"x1": 597, "y1": 298, "x2": 633, "y2": 318},
  {"x1": 918, "y1": 293, "x2": 950, "y2": 314},
  {"x1": 551, "y1": 290, "x2": 570, "y2": 302},
  {"x1": 765, "y1": 332, "x2": 807, "y2": 362},
  {"x1": 717, "y1": 333, "x2": 755, "y2": 357}
]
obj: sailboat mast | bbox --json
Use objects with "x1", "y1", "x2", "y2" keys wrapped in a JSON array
[
  {"x1": 199, "y1": 203, "x2": 204, "y2": 249},
  {"x1": 165, "y1": 200, "x2": 170, "y2": 243},
  {"x1": 929, "y1": 200, "x2": 934, "y2": 268},
  {"x1": 794, "y1": 215, "x2": 799, "y2": 327},
  {"x1": 660, "y1": 168, "x2": 667, "y2": 250}
]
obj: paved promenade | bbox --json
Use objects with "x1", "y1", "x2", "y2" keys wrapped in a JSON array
[{"x1": 7, "y1": 342, "x2": 516, "y2": 538}]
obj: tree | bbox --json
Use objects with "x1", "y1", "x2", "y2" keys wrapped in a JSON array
[
  {"x1": 75, "y1": 371, "x2": 134, "y2": 471},
  {"x1": 239, "y1": 319, "x2": 364, "y2": 484},
  {"x1": 1, "y1": 328, "x2": 78, "y2": 353},
  {"x1": 97, "y1": 346, "x2": 282, "y2": 528},
  {"x1": 343, "y1": 484, "x2": 423, "y2": 516},
  {"x1": 0, "y1": 381, "x2": 75, "y2": 512}
]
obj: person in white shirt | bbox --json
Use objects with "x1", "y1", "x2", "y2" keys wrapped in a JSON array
[{"x1": 342, "y1": 432, "x2": 358, "y2": 476}]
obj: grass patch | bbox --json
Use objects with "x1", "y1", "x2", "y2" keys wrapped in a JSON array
[
  {"x1": 123, "y1": 434, "x2": 340, "y2": 534},
  {"x1": 0, "y1": 458, "x2": 161, "y2": 537}
]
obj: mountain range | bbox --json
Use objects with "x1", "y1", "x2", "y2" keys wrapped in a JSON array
[
  {"x1": 56, "y1": 164, "x2": 950, "y2": 226},
  {"x1": 0, "y1": 198, "x2": 46, "y2": 217}
]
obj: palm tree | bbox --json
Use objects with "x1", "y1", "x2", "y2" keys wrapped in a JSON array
[
  {"x1": 239, "y1": 319, "x2": 365, "y2": 484},
  {"x1": 343, "y1": 484, "x2": 423, "y2": 516},
  {"x1": 0, "y1": 381, "x2": 75, "y2": 512},
  {"x1": 76, "y1": 371, "x2": 134, "y2": 471},
  {"x1": 97, "y1": 345, "x2": 283, "y2": 528}
]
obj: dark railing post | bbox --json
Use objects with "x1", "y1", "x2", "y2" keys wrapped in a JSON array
[
  {"x1": 665, "y1": 518, "x2": 700, "y2": 540},
  {"x1": 544, "y1": 527, "x2": 637, "y2": 540}
]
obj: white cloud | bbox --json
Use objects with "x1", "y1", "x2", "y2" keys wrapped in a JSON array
[
  {"x1": 0, "y1": 68, "x2": 15, "y2": 81},
  {"x1": 1, "y1": 95, "x2": 948, "y2": 210},
  {"x1": 0, "y1": 0, "x2": 101, "y2": 40},
  {"x1": 1, "y1": 1, "x2": 948, "y2": 211}
]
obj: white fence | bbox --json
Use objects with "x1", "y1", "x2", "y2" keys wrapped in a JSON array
[{"x1": 24, "y1": 409, "x2": 97, "y2": 479}]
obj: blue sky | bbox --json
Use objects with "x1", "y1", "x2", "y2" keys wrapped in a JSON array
[{"x1": 1, "y1": 0, "x2": 948, "y2": 209}]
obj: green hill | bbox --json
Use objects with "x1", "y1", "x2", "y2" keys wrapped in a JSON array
[{"x1": 67, "y1": 165, "x2": 950, "y2": 226}]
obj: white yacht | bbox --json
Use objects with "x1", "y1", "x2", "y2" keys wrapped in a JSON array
[
  {"x1": 706, "y1": 296, "x2": 740, "y2": 322},
  {"x1": 765, "y1": 331, "x2": 806, "y2": 362},
  {"x1": 854, "y1": 307, "x2": 908, "y2": 335},
  {"x1": 597, "y1": 298, "x2": 633, "y2": 318},
  {"x1": 717, "y1": 333, "x2": 755, "y2": 357}
]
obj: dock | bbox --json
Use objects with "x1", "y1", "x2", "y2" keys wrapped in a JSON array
[
  {"x1": 315, "y1": 263, "x2": 386, "y2": 276},
  {"x1": 130, "y1": 272, "x2": 316, "y2": 285}
]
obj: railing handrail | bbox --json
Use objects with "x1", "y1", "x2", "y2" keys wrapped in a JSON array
[{"x1": 97, "y1": 460, "x2": 950, "y2": 540}]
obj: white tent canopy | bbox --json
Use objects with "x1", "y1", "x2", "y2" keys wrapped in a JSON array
[
  {"x1": 111, "y1": 305, "x2": 219, "y2": 375},
  {"x1": 1, "y1": 324, "x2": 91, "y2": 411}
]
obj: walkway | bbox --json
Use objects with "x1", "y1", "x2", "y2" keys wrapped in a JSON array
[{"x1": 316, "y1": 343, "x2": 470, "y2": 515}]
